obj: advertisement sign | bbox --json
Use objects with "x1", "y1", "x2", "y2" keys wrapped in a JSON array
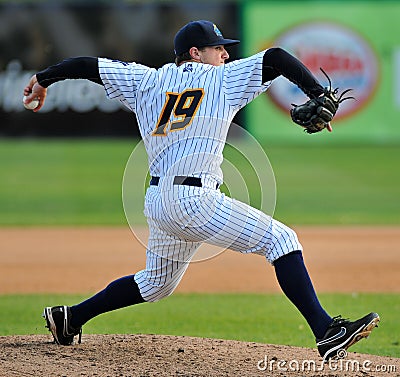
[
  {"x1": 269, "y1": 22, "x2": 378, "y2": 121},
  {"x1": 243, "y1": 1, "x2": 400, "y2": 144}
]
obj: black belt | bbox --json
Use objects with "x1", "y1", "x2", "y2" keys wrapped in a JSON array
[{"x1": 150, "y1": 176, "x2": 219, "y2": 189}]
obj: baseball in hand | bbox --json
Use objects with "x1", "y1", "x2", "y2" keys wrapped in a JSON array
[{"x1": 23, "y1": 95, "x2": 40, "y2": 110}]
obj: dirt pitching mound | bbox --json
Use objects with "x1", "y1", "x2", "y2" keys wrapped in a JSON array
[{"x1": 1, "y1": 334, "x2": 398, "y2": 377}]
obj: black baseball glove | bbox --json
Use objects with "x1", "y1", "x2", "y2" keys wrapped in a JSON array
[{"x1": 290, "y1": 68, "x2": 354, "y2": 134}]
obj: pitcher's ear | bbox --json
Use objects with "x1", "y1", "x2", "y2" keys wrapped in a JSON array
[{"x1": 189, "y1": 47, "x2": 201, "y2": 61}]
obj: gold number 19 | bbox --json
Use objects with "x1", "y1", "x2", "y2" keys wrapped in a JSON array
[{"x1": 152, "y1": 88, "x2": 205, "y2": 136}]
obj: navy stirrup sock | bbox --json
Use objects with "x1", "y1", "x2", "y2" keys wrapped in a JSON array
[
  {"x1": 274, "y1": 251, "x2": 332, "y2": 339},
  {"x1": 70, "y1": 275, "x2": 145, "y2": 328}
]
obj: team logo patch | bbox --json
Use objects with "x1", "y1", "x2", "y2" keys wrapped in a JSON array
[
  {"x1": 213, "y1": 24, "x2": 223, "y2": 37},
  {"x1": 183, "y1": 63, "x2": 193, "y2": 73}
]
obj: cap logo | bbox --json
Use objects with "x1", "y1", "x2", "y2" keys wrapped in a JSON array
[{"x1": 213, "y1": 24, "x2": 223, "y2": 37}]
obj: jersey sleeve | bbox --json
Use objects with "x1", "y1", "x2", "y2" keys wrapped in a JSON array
[
  {"x1": 223, "y1": 50, "x2": 271, "y2": 110},
  {"x1": 98, "y1": 57, "x2": 152, "y2": 112}
]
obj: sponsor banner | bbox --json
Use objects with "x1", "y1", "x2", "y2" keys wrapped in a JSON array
[
  {"x1": 243, "y1": 1, "x2": 400, "y2": 143},
  {"x1": 269, "y1": 22, "x2": 378, "y2": 121}
]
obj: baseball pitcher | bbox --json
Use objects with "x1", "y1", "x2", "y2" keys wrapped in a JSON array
[{"x1": 23, "y1": 20, "x2": 378, "y2": 361}]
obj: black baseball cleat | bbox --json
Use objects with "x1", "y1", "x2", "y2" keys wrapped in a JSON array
[
  {"x1": 43, "y1": 306, "x2": 82, "y2": 345},
  {"x1": 316, "y1": 312, "x2": 380, "y2": 361}
]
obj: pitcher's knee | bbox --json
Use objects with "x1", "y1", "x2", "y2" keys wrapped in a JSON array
[
  {"x1": 266, "y1": 220, "x2": 303, "y2": 263},
  {"x1": 134, "y1": 263, "x2": 190, "y2": 302},
  {"x1": 143, "y1": 284, "x2": 176, "y2": 302},
  {"x1": 135, "y1": 271, "x2": 181, "y2": 302}
]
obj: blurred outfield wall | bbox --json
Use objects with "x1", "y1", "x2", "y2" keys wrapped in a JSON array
[
  {"x1": 0, "y1": 2, "x2": 239, "y2": 137},
  {"x1": 1, "y1": 1, "x2": 399, "y2": 144},
  {"x1": 242, "y1": 0, "x2": 400, "y2": 144}
]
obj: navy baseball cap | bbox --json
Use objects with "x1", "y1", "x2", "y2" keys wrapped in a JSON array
[{"x1": 174, "y1": 20, "x2": 240, "y2": 56}]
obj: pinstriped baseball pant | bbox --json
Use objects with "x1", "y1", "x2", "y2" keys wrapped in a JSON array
[{"x1": 134, "y1": 176, "x2": 302, "y2": 302}]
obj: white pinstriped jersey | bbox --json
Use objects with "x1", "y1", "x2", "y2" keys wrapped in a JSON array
[
  {"x1": 97, "y1": 51, "x2": 302, "y2": 302},
  {"x1": 98, "y1": 51, "x2": 270, "y2": 182}
]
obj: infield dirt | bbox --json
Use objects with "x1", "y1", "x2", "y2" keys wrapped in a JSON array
[{"x1": 0, "y1": 226, "x2": 399, "y2": 376}]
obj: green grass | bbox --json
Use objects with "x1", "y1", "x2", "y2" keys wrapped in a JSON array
[
  {"x1": 0, "y1": 139, "x2": 399, "y2": 225},
  {"x1": 266, "y1": 145, "x2": 400, "y2": 224},
  {"x1": 0, "y1": 293, "x2": 398, "y2": 358},
  {"x1": 0, "y1": 139, "x2": 135, "y2": 225}
]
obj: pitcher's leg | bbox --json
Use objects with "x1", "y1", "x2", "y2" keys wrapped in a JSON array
[
  {"x1": 182, "y1": 193, "x2": 332, "y2": 338},
  {"x1": 134, "y1": 221, "x2": 201, "y2": 302},
  {"x1": 274, "y1": 250, "x2": 332, "y2": 338},
  {"x1": 70, "y1": 221, "x2": 200, "y2": 328},
  {"x1": 182, "y1": 193, "x2": 302, "y2": 262},
  {"x1": 70, "y1": 275, "x2": 145, "y2": 329}
]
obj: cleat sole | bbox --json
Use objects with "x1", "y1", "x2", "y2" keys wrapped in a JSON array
[{"x1": 344, "y1": 315, "x2": 380, "y2": 350}]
